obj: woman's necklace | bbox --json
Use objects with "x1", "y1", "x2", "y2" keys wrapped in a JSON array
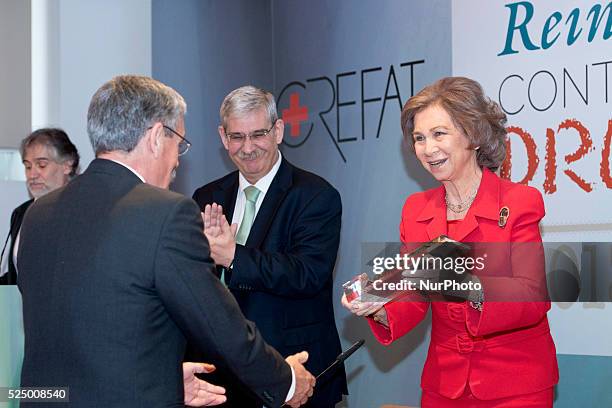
[{"x1": 445, "y1": 181, "x2": 479, "y2": 214}]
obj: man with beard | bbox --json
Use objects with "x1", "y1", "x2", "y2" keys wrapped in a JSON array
[{"x1": 1, "y1": 128, "x2": 79, "y2": 285}]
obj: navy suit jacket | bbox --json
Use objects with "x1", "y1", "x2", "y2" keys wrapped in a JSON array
[
  {"x1": 17, "y1": 159, "x2": 291, "y2": 407},
  {"x1": 191, "y1": 158, "x2": 347, "y2": 407}
]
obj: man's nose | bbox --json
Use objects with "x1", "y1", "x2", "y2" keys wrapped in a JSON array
[
  {"x1": 26, "y1": 168, "x2": 39, "y2": 180},
  {"x1": 241, "y1": 136, "x2": 255, "y2": 153}
]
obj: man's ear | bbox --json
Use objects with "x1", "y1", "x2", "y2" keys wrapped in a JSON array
[
  {"x1": 62, "y1": 160, "x2": 74, "y2": 176},
  {"x1": 218, "y1": 125, "x2": 230, "y2": 151},
  {"x1": 147, "y1": 122, "x2": 164, "y2": 158},
  {"x1": 274, "y1": 118, "x2": 284, "y2": 145}
]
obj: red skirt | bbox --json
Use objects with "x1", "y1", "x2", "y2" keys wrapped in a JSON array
[{"x1": 421, "y1": 386, "x2": 553, "y2": 408}]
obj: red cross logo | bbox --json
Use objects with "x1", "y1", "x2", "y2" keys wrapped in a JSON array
[{"x1": 282, "y1": 93, "x2": 308, "y2": 138}]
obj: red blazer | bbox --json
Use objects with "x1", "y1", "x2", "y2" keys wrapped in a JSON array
[{"x1": 368, "y1": 168, "x2": 559, "y2": 400}]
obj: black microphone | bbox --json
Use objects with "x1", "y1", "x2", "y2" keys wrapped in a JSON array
[{"x1": 316, "y1": 339, "x2": 365, "y2": 380}]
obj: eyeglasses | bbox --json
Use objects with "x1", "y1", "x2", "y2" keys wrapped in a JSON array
[
  {"x1": 162, "y1": 125, "x2": 192, "y2": 156},
  {"x1": 225, "y1": 120, "x2": 277, "y2": 145},
  {"x1": 147, "y1": 124, "x2": 192, "y2": 156}
]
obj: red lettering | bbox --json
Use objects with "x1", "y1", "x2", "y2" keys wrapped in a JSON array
[
  {"x1": 543, "y1": 127, "x2": 557, "y2": 194},
  {"x1": 564, "y1": 171, "x2": 593, "y2": 192},
  {"x1": 559, "y1": 119, "x2": 593, "y2": 192},
  {"x1": 500, "y1": 137, "x2": 511, "y2": 180},
  {"x1": 502, "y1": 126, "x2": 539, "y2": 185},
  {"x1": 600, "y1": 119, "x2": 612, "y2": 188}
]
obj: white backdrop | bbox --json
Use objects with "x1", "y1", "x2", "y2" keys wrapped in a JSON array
[{"x1": 451, "y1": 0, "x2": 612, "y2": 369}]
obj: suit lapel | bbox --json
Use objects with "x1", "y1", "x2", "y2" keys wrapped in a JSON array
[
  {"x1": 416, "y1": 186, "x2": 448, "y2": 240},
  {"x1": 453, "y1": 168, "x2": 500, "y2": 241},
  {"x1": 453, "y1": 213, "x2": 479, "y2": 242},
  {"x1": 214, "y1": 173, "x2": 239, "y2": 224},
  {"x1": 11, "y1": 200, "x2": 33, "y2": 238},
  {"x1": 246, "y1": 159, "x2": 292, "y2": 249},
  {"x1": 7, "y1": 200, "x2": 33, "y2": 278}
]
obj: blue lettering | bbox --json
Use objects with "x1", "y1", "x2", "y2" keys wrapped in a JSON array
[
  {"x1": 542, "y1": 12, "x2": 562, "y2": 49},
  {"x1": 566, "y1": 8, "x2": 583, "y2": 45},
  {"x1": 498, "y1": 2, "x2": 611, "y2": 56},
  {"x1": 587, "y1": 3, "x2": 612, "y2": 42},
  {"x1": 498, "y1": 1, "x2": 541, "y2": 56}
]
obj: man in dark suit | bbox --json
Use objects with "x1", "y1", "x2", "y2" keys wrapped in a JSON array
[
  {"x1": 1, "y1": 128, "x2": 79, "y2": 285},
  {"x1": 17, "y1": 75, "x2": 315, "y2": 408},
  {"x1": 191, "y1": 86, "x2": 347, "y2": 407}
]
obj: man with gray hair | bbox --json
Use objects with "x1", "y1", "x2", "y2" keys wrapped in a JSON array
[
  {"x1": 191, "y1": 85, "x2": 346, "y2": 407},
  {"x1": 17, "y1": 75, "x2": 314, "y2": 407},
  {"x1": 1, "y1": 128, "x2": 79, "y2": 285}
]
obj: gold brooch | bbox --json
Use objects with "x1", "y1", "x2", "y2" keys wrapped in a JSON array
[{"x1": 498, "y1": 206, "x2": 510, "y2": 228}]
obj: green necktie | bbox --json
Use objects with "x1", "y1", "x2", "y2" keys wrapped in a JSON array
[
  {"x1": 221, "y1": 186, "x2": 261, "y2": 286},
  {"x1": 236, "y1": 186, "x2": 261, "y2": 245}
]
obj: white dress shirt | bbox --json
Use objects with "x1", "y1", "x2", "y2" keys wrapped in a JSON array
[
  {"x1": 4, "y1": 200, "x2": 34, "y2": 277},
  {"x1": 231, "y1": 151, "x2": 282, "y2": 228},
  {"x1": 12, "y1": 228, "x2": 20, "y2": 274},
  {"x1": 0, "y1": 227, "x2": 16, "y2": 276},
  {"x1": 0, "y1": 243, "x2": 8, "y2": 276}
]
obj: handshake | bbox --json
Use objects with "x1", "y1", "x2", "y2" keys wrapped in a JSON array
[
  {"x1": 284, "y1": 351, "x2": 317, "y2": 407},
  {"x1": 184, "y1": 351, "x2": 315, "y2": 407}
]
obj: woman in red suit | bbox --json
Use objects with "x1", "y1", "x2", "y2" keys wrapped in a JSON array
[{"x1": 342, "y1": 77, "x2": 558, "y2": 407}]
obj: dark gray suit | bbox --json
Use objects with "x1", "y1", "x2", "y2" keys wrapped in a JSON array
[{"x1": 17, "y1": 159, "x2": 291, "y2": 408}]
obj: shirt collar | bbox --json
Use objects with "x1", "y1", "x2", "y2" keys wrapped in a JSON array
[
  {"x1": 107, "y1": 159, "x2": 146, "y2": 183},
  {"x1": 238, "y1": 151, "x2": 282, "y2": 196}
]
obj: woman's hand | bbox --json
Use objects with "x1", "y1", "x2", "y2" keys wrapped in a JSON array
[{"x1": 341, "y1": 293, "x2": 389, "y2": 327}]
